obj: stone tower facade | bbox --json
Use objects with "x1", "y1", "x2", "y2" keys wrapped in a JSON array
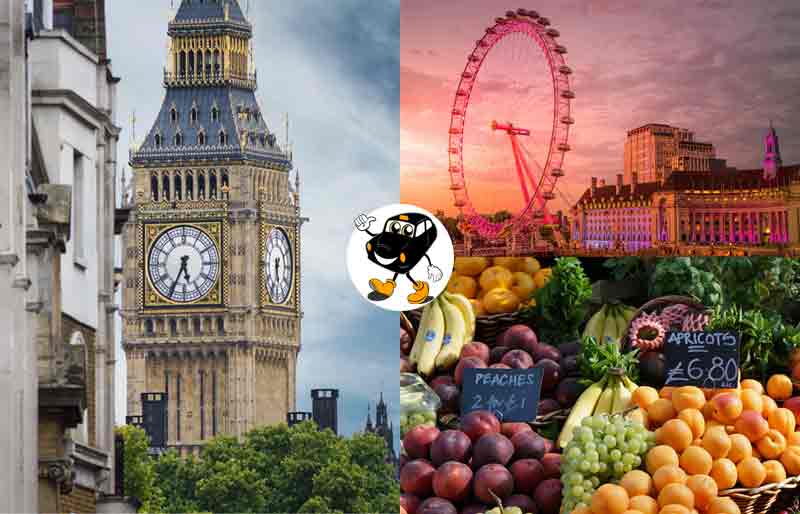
[
  {"x1": 121, "y1": 0, "x2": 303, "y2": 454},
  {"x1": 762, "y1": 122, "x2": 782, "y2": 181}
]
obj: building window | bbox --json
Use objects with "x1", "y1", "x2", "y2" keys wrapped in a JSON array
[
  {"x1": 217, "y1": 318, "x2": 224, "y2": 335},
  {"x1": 145, "y1": 319, "x2": 155, "y2": 336},
  {"x1": 190, "y1": 107, "x2": 198, "y2": 125},
  {"x1": 151, "y1": 172, "x2": 159, "y2": 201},
  {"x1": 154, "y1": 133, "x2": 162, "y2": 147},
  {"x1": 219, "y1": 130, "x2": 227, "y2": 145},
  {"x1": 162, "y1": 174, "x2": 170, "y2": 201},
  {"x1": 176, "y1": 374, "x2": 182, "y2": 441},
  {"x1": 193, "y1": 317, "x2": 201, "y2": 335},
  {"x1": 210, "y1": 171, "x2": 218, "y2": 199},
  {"x1": 212, "y1": 106, "x2": 219, "y2": 122},
  {"x1": 170, "y1": 107, "x2": 178, "y2": 124},
  {"x1": 199, "y1": 370, "x2": 205, "y2": 440},
  {"x1": 169, "y1": 319, "x2": 177, "y2": 336},
  {"x1": 175, "y1": 132, "x2": 183, "y2": 146},
  {"x1": 186, "y1": 171, "x2": 194, "y2": 200},
  {"x1": 198, "y1": 131, "x2": 206, "y2": 146},
  {"x1": 198, "y1": 171, "x2": 206, "y2": 199},
  {"x1": 73, "y1": 150, "x2": 85, "y2": 264},
  {"x1": 174, "y1": 174, "x2": 182, "y2": 201}
]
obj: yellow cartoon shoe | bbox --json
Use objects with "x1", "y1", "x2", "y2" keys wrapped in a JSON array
[
  {"x1": 407, "y1": 281, "x2": 430, "y2": 304},
  {"x1": 368, "y1": 278, "x2": 396, "y2": 300}
]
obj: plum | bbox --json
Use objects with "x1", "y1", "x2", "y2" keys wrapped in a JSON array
[
  {"x1": 489, "y1": 346, "x2": 511, "y2": 364},
  {"x1": 460, "y1": 410, "x2": 501, "y2": 442},
  {"x1": 542, "y1": 438, "x2": 557, "y2": 454},
  {"x1": 555, "y1": 377, "x2": 587, "y2": 407},
  {"x1": 559, "y1": 355, "x2": 579, "y2": 377},
  {"x1": 540, "y1": 453, "x2": 560, "y2": 480},
  {"x1": 557, "y1": 340, "x2": 581, "y2": 357},
  {"x1": 434, "y1": 383, "x2": 461, "y2": 415},
  {"x1": 533, "y1": 359, "x2": 560, "y2": 393},
  {"x1": 400, "y1": 459, "x2": 436, "y2": 496},
  {"x1": 532, "y1": 343, "x2": 561, "y2": 363},
  {"x1": 433, "y1": 462, "x2": 473, "y2": 502},
  {"x1": 430, "y1": 430, "x2": 472, "y2": 466},
  {"x1": 430, "y1": 375, "x2": 456, "y2": 389},
  {"x1": 501, "y1": 349, "x2": 535, "y2": 369},
  {"x1": 510, "y1": 458, "x2": 545, "y2": 495},
  {"x1": 533, "y1": 479, "x2": 562, "y2": 514},
  {"x1": 418, "y1": 497, "x2": 458, "y2": 514},
  {"x1": 401, "y1": 493, "x2": 422, "y2": 514},
  {"x1": 640, "y1": 351, "x2": 667, "y2": 387},
  {"x1": 473, "y1": 463, "x2": 515, "y2": 503},
  {"x1": 511, "y1": 430, "x2": 546, "y2": 461},
  {"x1": 460, "y1": 504, "x2": 489, "y2": 514},
  {"x1": 461, "y1": 341, "x2": 491, "y2": 363},
  {"x1": 537, "y1": 398, "x2": 561, "y2": 416},
  {"x1": 472, "y1": 433, "x2": 514, "y2": 468},
  {"x1": 505, "y1": 494, "x2": 538, "y2": 514},
  {"x1": 404, "y1": 425, "x2": 441, "y2": 460},
  {"x1": 490, "y1": 363, "x2": 511, "y2": 369},
  {"x1": 502, "y1": 325, "x2": 539, "y2": 354},
  {"x1": 455, "y1": 356, "x2": 487, "y2": 385},
  {"x1": 501, "y1": 422, "x2": 533, "y2": 439}
]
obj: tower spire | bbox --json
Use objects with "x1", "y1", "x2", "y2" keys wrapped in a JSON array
[{"x1": 762, "y1": 121, "x2": 782, "y2": 181}]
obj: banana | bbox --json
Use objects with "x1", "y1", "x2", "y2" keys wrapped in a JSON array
[
  {"x1": 435, "y1": 295, "x2": 468, "y2": 370},
  {"x1": 409, "y1": 302, "x2": 433, "y2": 365},
  {"x1": 583, "y1": 304, "x2": 608, "y2": 342},
  {"x1": 614, "y1": 310, "x2": 628, "y2": 346},
  {"x1": 602, "y1": 305, "x2": 620, "y2": 344},
  {"x1": 416, "y1": 299, "x2": 446, "y2": 377},
  {"x1": 621, "y1": 375, "x2": 639, "y2": 393},
  {"x1": 558, "y1": 376, "x2": 608, "y2": 448},
  {"x1": 612, "y1": 377, "x2": 633, "y2": 414},
  {"x1": 593, "y1": 376, "x2": 617, "y2": 415},
  {"x1": 444, "y1": 292, "x2": 476, "y2": 340}
]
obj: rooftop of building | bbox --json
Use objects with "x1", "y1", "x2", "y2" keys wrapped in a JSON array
[{"x1": 174, "y1": 0, "x2": 247, "y2": 24}]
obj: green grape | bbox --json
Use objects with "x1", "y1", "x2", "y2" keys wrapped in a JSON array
[
  {"x1": 579, "y1": 430, "x2": 594, "y2": 444},
  {"x1": 583, "y1": 480, "x2": 593, "y2": 490},
  {"x1": 590, "y1": 476, "x2": 600, "y2": 488},
  {"x1": 582, "y1": 492, "x2": 592, "y2": 504},
  {"x1": 623, "y1": 463, "x2": 633, "y2": 473},
  {"x1": 572, "y1": 486, "x2": 585, "y2": 497},
  {"x1": 586, "y1": 450, "x2": 599, "y2": 463},
  {"x1": 613, "y1": 461, "x2": 625, "y2": 474},
  {"x1": 582, "y1": 417, "x2": 594, "y2": 427},
  {"x1": 633, "y1": 455, "x2": 642, "y2": 468},
  {"x1": 579, "y1": 461, "x2": 591, "y2": 472},
  {"x1": 597, "y1": 444, "x2": 609, "y2": 459},
  {"x1": 604, "y1": 435, "x2": 617, "y2": 448},
  {"x1": 598, "y1": 462, "x2": 608, "y2": 473},
  {"x1": 590, "y1": 462, "x2": 601, "y2": 474},
  {"x1": 610, "y1": 449, "x2": 622, "y2": 461},
  {"x1": 584, "y1": 441, "x2": 597, "y2": 452},
  {"x1": 622, "y1": 453, "x2": 635, "y2": 466}
]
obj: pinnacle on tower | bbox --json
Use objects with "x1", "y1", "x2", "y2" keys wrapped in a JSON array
[{"x1": 762, "y1": 121, "x2": 782, "y2": 181}]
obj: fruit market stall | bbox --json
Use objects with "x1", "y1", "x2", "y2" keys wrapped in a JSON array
[{"x1": 400, "y1": 257, "x2": 800, "y2": 514}]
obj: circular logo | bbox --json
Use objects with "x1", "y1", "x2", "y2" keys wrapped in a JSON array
[{"x1": 347, "y1": 204, "x2": 454, "y2": 311}]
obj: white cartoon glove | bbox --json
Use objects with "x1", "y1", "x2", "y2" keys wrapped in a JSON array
[
  {"x1": 354, "y1": 213, "x2": 376, "y2": 232},
  {"x1": 428, "y1": 264, "x2": 444, "y2": 282}
]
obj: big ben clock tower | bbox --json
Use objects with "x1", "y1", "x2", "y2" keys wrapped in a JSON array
[{"x1": 121, "y1": 0, "x2": 303, "y2": 452}]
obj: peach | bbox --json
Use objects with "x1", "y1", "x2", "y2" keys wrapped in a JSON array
[
  {"x1": 780, "y1": 446, "x2": 800, "y2": 475},
  {"x1": 702, "y1": 426, "x2": 732, "y2": 459},
  {"x1": 741, "y1": 379, "x2": 764, "y2": 395},
  {"x1": 646, "y1": 445, "x2": 680, "y2": 475},
  {"x1": 678, "y1": 409, "x2": 705, "y2": 440},
  {"x1": 708, "y1": 497, "x2": 741, "y2": 514},
  {"x1": 756, "y1": 429, "x2": 787, "y2": 459},
  {"x1": 672, "y1": 386, "x2": 706, "y2": 412},
  {"x1": 657, "y1": 419, "x2": 694, "y2": 452},
  {"x1": 657, "y1": 483, "x2": 694, "y2": 509},
  {"x1": 711, "y1": 393, "x2": 743, "y2": 425},
  {"x1": 740, "y1": 389, "x2": 763, "y2": 413},
  {"x1": 763, "y1": 460, "x2": 787, "y2": 483},
  {"x1": 762, "y1": 395, "x2": 778, "y2": 419},
  {"x1": 768, "y1": 408, "x2": 796, "y2": 436},
  {"x1": 648, "y1": 398, "x2": 677, "y2": 428},
  {"x1": 652, "y1": 465, "x2": 687, "y2": 492},
  {"x1": 633, "y1": 386, "x2": 660, "y2": 410},
  {"x1": 680, "y1": 446, "x2": 713, "y2": 476},
  {"x1": 733, "y1": 410, "x2": 769, "y2": 442},
  {"x1": 685, "y1": 474, "x2": 718, "y2": 511},
  {"x1": 727, "y1": 434, "x2": 752, "y2": 463},
  {"x1": 709, "y1": 458, "x2": 738, "y2": 490},
  {"x1": 736, "y1": 457, "x2": 766, "y2": 488},
  {"x1": 766, "y1": 374, "x2": 793, "y2": 401},
  {"x1": 630, "y1": 496, "x2": 659, "y2": 514}
]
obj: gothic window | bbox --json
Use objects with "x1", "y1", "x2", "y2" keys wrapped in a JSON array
[
  {"x1": 198, "y1": 171, "x2": 206, "y2": 199},
  {"x1": 162, "y1": 174, "x2": 170, "y2": 201},
  {"x1": 190, "y1": 107, "x2": 198, "y2": 124},
  {"x1": 151, "y1": 172, "x2": 159, "y2": 200},
  {"x1": 186, "y1": 171, "x2": 194, "y2": 199},
  {"x1": 211, "y1": 106, "x2": 219, "y2": 122},
  {"x1": 169, "y1": 319, "x2": 177, "y2": 337},
  {"x1": 210, "y1": 171, "x2": 218, "y2": 199},
  {"x1": 221, "y1": 170, "x2": 229, "y2": 190},
  {"x1": 217, "y1": 318, "x2": 224, "y2": 335},
  {"x1": 198, "y1": 131, "x2": 206, "y2": 146},
  {"x1": 213, "y1": 49, "x2": 221, "y2": 76},
  {"x1": 205, "y1": 50, "x2": 212, "y2": 76},
  {"x1": 154, "y1": 133, "x2": 162, "y2": 148},
  {"x1": 193, "y1": 318, "x2": 201, "y2": 336},
  {"x1": 170, "y1": 107, "x2": 178, "y2": 124},
  {"x1": 188, "y1": 51, "x2": 195, "y2": 77},
  {"x1": 219, "y1": 130, "x2": 227, "y2": 145},
  {"x1": 145, "y1": 319, "x2": 154, "y2": 336},
  {"x1": 174, "y1": 174, "x2": 182, "y2": 200},
  {"x1": 175, "y1": 132, "x2": 183, "y2": 146},
  {"x1": 179, "y1": 51, "x2": 186, "y2": 77}
]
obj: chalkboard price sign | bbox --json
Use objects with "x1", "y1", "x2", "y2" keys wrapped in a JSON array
[
  {"x1": 663, "y1": 331, "x2": 740, "y2": 389},
  {"x1": 461, "y1": 368, "x2": 543, "y2": 422}
]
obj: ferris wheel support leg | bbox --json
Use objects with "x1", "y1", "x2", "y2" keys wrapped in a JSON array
[{"x1": 510, "y1": 136, "x2": 531, "y2": 205}]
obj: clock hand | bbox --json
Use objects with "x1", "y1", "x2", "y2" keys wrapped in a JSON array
[{"x1": 169, "y1": 256, "x2": 190, "y2": 297}]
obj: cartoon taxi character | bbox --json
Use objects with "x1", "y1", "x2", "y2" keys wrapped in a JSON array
[{"x1": 354, "y1": 212, "x2": 444, "y2": 304}]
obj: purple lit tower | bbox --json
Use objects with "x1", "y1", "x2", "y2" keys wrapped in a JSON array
[{"x1": 762, "y1": 121, "x2": 782, "y2": 181}]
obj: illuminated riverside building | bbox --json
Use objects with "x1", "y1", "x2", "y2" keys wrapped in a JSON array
[
  {"x1": 572, "y1": 125, "x2": 800, "y2": 253},
  {"x1": 624, "y1": 124, "x2": 717, "y2": 183}
]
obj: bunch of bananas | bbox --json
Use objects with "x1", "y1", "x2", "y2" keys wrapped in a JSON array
[
  {"x1": 582, "y1": 303, "x2": 637, "y2": 345},
  {"x1": 409, "y1": 292, "x2": 476, "y2": 377},
  {"x1": 557, "y1": 371, "x2": 639, "y2": 448}
]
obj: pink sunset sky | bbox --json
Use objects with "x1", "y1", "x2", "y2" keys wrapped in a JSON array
[{"x1": 400, "y1": 0, "x2": 800, "y2": 217}]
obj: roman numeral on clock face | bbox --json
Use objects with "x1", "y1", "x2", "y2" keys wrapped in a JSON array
[{"x1": 148, "y1": 225, "x2": 221, "y2": 304}]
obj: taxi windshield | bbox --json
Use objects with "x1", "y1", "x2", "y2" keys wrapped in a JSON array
[{"x1": 383, "y1": 220, "x2": 415, "y2": 237}]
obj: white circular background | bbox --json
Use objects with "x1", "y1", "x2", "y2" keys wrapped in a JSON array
[{"x1": 347, "y1": 203, "x2": 454, "y2": 312}]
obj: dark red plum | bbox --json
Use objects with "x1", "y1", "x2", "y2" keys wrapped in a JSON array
[
  {"x1": 556, "y1": 377, "x2": 587, "y2": 407},
  {"x1": 510, "y1": 458, "x2": 545, "y2": 495},
  {"x1": 511, "y1": 430, "x2": 546, "y2": 461},
  {"x1": 473, "y1": 463, "x2": 515, "y2": 503},
  {"x1": 501, "y1": 349, "x2": 535, "y2": 369},
  {"x1": 502, "y1": 325, "x2": 539, "y2": 354},
  {"x1": 403, "y1": 425, "x2": 441, "y2": 460},
  {"x1": 418, "y1": 497, "x2": 458, "y2": 514},
  {"x1": 400, "y1": 459, "x2": 436, "y2": 496},
  {"x1": 460, "y1": 410, "x2": 500, "y2": 442},
  {"x1": 433, "y1": 462, "x2": 473, "y2": 502},
  {"x1": 472, "y1": 432, "x2": 514, "y2": 468},
  {"x1": 433, "y1": 383, "x2": 461, "y2": 415},
  {"x1": 460, "y1": 341, "x2": 490, "y2": 363},
  {"x1": 430, "y1": 430, "x2": 472, "y2": 466},
  {"x1": 532, "y1": 343, "x2": 561, "y2": 363},
  {"x1": 401, "y1": 493, "x2": 422, "y2": 514},
  {"x1": 455, "y1": 356, "x2": 487, "y2": 386},
  {"x1": 533, "y1": 359, "x2": 561, "y2": 393},
  {"x1": 506, "y1": 494, "x2": 538, "y2": 514},
  {"x1": 533, "y1": 479, "x2": 562, "y2": 514},
  {"x1": 489, "y1": 346, "x2": 511, "y2": 364}
]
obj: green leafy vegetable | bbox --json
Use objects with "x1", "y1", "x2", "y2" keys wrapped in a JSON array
[
  {"x1": 578, "y1": 335, "x2": 639, "y2": 384},
  {"x1": 649, "y1": 258, "x2": 723, "y2": 307}
]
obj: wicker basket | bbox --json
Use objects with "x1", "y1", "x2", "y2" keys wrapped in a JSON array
[
  {"x1": 622, "y1": 295, "x2": 707, "y2": 350},
  {"x1": 720, "y1": 476, "x2": 800, "y2": 514},
  {"x1": 406, "y1": 307, "x2": 523, "y2": 344}
]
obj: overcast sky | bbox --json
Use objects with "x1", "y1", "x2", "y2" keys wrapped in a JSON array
[
  {"x1": 108, "y1": 0, "x2": 400, "y2": 446},
  {"x1": 400, "y1": 0, "x2": 800, "y2": 215}
]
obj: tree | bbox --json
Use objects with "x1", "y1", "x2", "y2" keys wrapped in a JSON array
[{"x1": 116, "y1": 426, "x2": 165, "y2": 513}]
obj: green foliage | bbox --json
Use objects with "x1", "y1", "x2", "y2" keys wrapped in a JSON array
[
  {"x1": 115, "y1": 425, "x2": 165, "y2": 513},
  {"x1": 602, "y1": 257, "x2": 646, "y2": 281},
  {"x1": 707, "y1": 305, "x2": 782, "y2": 381},
  {"x1": 578, "y1": 336, "x2": 640, "y2": 384},
  {"x1": 524, "y1": 257, "x2": 593, "y2": 343},
  {"x1": 648, "y1": 258, "x2": 723, "y2": 307}
]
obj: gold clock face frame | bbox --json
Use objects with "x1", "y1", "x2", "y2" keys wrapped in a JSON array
[
  {"x1": 142, "y1": 221, "x2": 225, "y2": 309},
  {"x1": 260, "y1": 222, "x2": 297, "y2": 310}
]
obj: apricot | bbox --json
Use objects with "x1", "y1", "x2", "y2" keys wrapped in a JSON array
[
  {"x1": 756, "y1": 429, "x2": 787, "y2": 459},
  {"x1": 788, "y1": 431, "x2": 800, "y2": 446},
  {"x1": 711, "y1": 393, "x2": 743, "y2": 424},
  {"x1": 478, "y1": 266, "x2": 513, "y2": 291},
  {"x1": 629, "y1": 496, "x2": 659, "y2": 514},
  {"x1": 660, "y1": 386, "x2": 676, "y2": 399},
  {"x1": 740, "y1": 389, "x2": 763, "y2": 413},
  {"x1": 657, "y1": 419, "x2": 694, "y2": 452},
  {"x1": 780, "y1": 445, "x2": 800, "y2": 475},
  {"x1": 708, "y1": 497, "x2": 740, "y2": 514},
  {"x1": 620, "y1": 470, "x2": 654, "y2": 497},
  {"x1": 763, "y1": 459, "x2": 787, "y2": 483},
  {"x1": 762, "y1": 395, "x2": 778, "y2": 419},
  {"x1": 727, "y1": 434, "x2": 752, "y2": 463},
  {"x1": 591, "y1": 483, "x2": 630, "y2": 514},
  {"x1": 652, "y1": 465, "x2": 687, "y2": 492},
  {"x1": 446, "y1": 274, "x2": 479, "y2": 298},
  {"x1": 622, "y1": 511, "x2": 644, "y2": 514},
  {"x1": 633, "y1": 386, "x2": 660, "y2": 410},
  {"x1": 768, "y1": 408, "x2": 797, "y2": 436},
  {"x1": 741, "y1": 379, "x2": 764, "y2": 395},
  {"x1": 657, "y1": 483, "x2": 694, "y2": 509},
  {"x1": 709, "y1": 458, "x2": 738, "y2": 490},
  {"x1": 733, "y1": 410, "x2": 769, "y2": 442},
  {"x1": 680, "y1": 446, "x2": 713, "y2": 476},
  {"x1": 678, "y1": 409, "x2": 705, "y2": 440},
  {"x1": 646, "y1": 445, "x2": 680, "y2": 475},
  {"x1": 685, "y1": 474, "x2": 718, "y2": 511},
  {"x1": 672, "y1": 386, "x2": 706, "y2": 412},
  {"x1": 659, "y1": 506, "x2": 690, "y2": 514},
  {"x1": 766, "y1": 374, "x2": 793, "y2": 401},
  {"x1": 628, "y1": 408, "x2": 649, "y2": 427},
  {"x1": 702, "y1": 426, "x2": 732, "y2": 459},
  {"x1": 648, "y1": 399, "x2": 678, "y2": 428},
  {"x1": 736, "y1": 457, "x2": 766, "y2": 488}
]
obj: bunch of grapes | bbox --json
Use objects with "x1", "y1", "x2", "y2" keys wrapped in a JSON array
[{"x1": 560, "y1": 414, "x2": 655, "y2": 513}]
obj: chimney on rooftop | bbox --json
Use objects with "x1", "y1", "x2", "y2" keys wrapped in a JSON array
[
  {"x1": 591, "y1": 177, "x2": 597, "y2": 198},
  {"x1": 616, "y1": 174, "x2": 623, "y2": 195},
  {"x1": 599, "y1": 178, "x2": 606, "y2": 188}
]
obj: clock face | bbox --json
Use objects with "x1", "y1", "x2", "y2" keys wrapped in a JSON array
[
  {"x1": 265, "y1": 227, "x2": 293, "y2": 304},
  {"x1": 148, "y1": 225, "x2": 220, "y2": 303}
]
